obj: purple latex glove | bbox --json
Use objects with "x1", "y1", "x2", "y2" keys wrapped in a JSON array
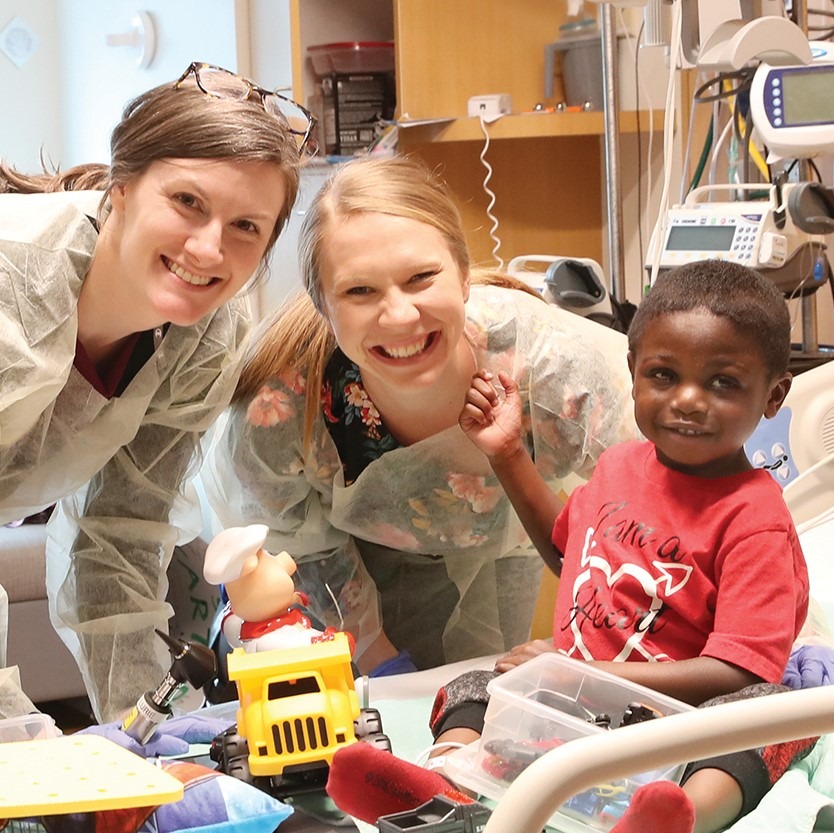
[
  {"x1": 783, "y1": 644, "x2": 834, "y2": 689},
  {"x1": 160, "y1": 712, "x2": 235, "y2": 744},
  {"x1": 79, "y1": 712, "x2": 234, "y2": 758},
  {"x1": 369, "y1": 649, "x2": 417, "y2": 677}
]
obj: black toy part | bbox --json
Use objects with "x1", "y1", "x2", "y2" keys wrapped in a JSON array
[
  {"x1": 377, "y1": 795, "x2": 492, "y2": 833},
  {"x1": 156, "y1": 628, "x2": 218, "y2": 689}
]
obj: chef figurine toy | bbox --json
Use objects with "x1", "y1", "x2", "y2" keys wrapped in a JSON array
[{"x1": 204, "y1": 524, "x2": 345, "y2": 653}]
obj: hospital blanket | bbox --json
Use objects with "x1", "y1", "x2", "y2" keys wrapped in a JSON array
[{"x1": 726, "y1": 733, "x2": 834, "y2": 833}]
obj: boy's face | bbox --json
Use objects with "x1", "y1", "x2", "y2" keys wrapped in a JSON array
[{"x1": 628, "y1": 309, "x2": 791, "y2": 478}]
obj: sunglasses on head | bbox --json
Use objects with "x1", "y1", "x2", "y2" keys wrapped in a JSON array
[{"x1": 174, "y1": 62, "x2": 317, "y2": 155}]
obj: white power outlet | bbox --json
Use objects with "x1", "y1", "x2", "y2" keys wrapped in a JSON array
[{"x1": 467, "y1": 94, "x2": 512, "y2": 119}]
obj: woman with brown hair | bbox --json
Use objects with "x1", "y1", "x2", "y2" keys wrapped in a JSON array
[{"x1": 0, "y1": 63, "x2": 312, "y2": 721}]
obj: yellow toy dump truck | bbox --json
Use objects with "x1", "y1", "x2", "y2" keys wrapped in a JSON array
[{"x1": 210, "y1": 631, "x2": 391, "y2": 796}]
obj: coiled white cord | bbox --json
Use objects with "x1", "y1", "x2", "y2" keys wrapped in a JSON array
[{"x1": 478, "y1": 115, "x2": 504, "y2": 269}]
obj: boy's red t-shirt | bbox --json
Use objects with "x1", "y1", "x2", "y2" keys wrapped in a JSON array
[{"x1": 551, "y1": 440, "x2": 809, "y2": 684}]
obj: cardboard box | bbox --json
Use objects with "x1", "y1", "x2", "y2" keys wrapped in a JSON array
[{"x1": 310, "y1": 72, "x2": 395, "y2": 156}]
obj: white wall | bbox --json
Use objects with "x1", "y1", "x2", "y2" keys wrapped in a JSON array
[
  {"x1": 1, "y1": 0, "x2": 251, "y2": 168},
  {"x1": 54, "y1": 0, "x2": 244, "y2": 166},
  {"x1": 2, "y1": 0, "x2": 305, "y2": 313},
  {"x1": 1, "y1": 1, "x2": 61, "y2": 170},
  {"x1": 247, "y1": 0, "x2": 293, "y2": 89},
  {"x1": 3, "y1": 0, "x2": 296, "y2": 170}
]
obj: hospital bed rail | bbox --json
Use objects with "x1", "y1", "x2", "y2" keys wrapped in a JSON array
[{"x1": 483, "y1": 685, "x2": 834, "y2": 833}]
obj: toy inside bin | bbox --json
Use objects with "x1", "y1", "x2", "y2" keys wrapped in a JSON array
[{"x1": 445, "y1": 653, "x2": 694, "y2": 833}]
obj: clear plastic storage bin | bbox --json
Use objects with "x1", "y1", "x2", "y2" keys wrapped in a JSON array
[
  {"x1": 307, "y1": 42, "x2": 395, "y2": 76},
  {"x1": 0, "y1": 713, "x2": 58, "y2": 743},
  {"x1": 445, "y1": 653, "x2": 694, "y2": 833}
]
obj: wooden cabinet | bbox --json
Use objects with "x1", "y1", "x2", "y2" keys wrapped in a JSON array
[
  {"x1": 290, "y1": 0, "x2": 656, "y2": 267},
  {"x1": 394, "y1": 0, "x2": 567, "y2": 122}
]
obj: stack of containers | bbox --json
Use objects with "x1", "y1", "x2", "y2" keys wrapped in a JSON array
[
  {"x1": 445, "y1": 653, "x2": 694, "y2": 833},
  {"x1": 306, "y1": 41, "x2": 396, "y2": 156}
]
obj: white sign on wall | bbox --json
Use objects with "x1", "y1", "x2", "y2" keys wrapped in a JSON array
[{"x1": 0, "y1": 16, "x2": 40, "y2": 68}]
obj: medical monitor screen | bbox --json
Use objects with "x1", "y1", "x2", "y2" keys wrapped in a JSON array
[
  {"x1": 783, "y1": 68, "x2": 834, "y2": 125},
  {"x1": 665, "y1": 225, "x2": 735, "y2": 252}
]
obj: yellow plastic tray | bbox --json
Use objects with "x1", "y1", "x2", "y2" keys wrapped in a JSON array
[{"x1": 0, "y1": 734, "x2": 184, "y2": 817}]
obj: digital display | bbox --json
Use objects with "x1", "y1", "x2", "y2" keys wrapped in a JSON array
[
  {"x1": 665, "y1": 225, "x2": 736, "y2": 252},
  {"x1": 782, "y1": 67, "x2": 834, "y2": 125}
]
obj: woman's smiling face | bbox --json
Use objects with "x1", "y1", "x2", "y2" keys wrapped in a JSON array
[
  {"x1": 106, "y1": 157, "x2": 287, "y2": 328},
  {"x1": 319, "y1": 211, "x2": 470, "y2": 395}
]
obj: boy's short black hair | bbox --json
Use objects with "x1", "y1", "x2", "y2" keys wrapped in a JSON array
[{"x1": 628, "y1": 260, "x2": 791, "y2": 377}]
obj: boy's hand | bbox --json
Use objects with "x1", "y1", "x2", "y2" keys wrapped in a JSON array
[
  {"x1": 494, "y1": 639, "x2": 557, "y2": 673},
  {"x1": 459, "y1": 370, "x2": 524, "y2": 462}
]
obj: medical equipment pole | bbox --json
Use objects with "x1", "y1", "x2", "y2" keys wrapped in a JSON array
[
  {"x1": 793, "y1": 0, "x2": 809, "y2": 38},
  {"x1": 483, "y1": 685, "x2": 834, "y2": 833},
  {"x1": 790, "y1": 0, "x2": 821, "y2": 354},
  {"x1": 600, "y1": 4, "x2": 626, "y2": 303}
]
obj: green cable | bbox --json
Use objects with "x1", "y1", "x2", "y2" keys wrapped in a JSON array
[{"x1": 688, "y1": 116, "x2": 714, "y2": 195}]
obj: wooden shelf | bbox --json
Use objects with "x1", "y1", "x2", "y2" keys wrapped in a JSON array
[
  {"x1": 289, "y1": 0, "x2": 664, "y2": 273},
  {"x1": 397, "y1": 110, "x2": 663, "y2": 144}
]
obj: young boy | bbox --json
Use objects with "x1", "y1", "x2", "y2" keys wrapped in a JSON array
[{"x1": 326, "y1": 261, "x2": 811, "y2": 833}]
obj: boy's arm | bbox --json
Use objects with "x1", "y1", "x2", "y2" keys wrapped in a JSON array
[
  {"x1": 490, "y1": 442, "x2": 565, "y2": 575},
  {"x1": 460, "y1": 370, "x2": 564, "y2": 573},
  {"x1": 588, "y1": 656, "x2": 761, "y2": 706},
  {"x1": 495, "y1": 642, "x2": 760, "y2": 706}
]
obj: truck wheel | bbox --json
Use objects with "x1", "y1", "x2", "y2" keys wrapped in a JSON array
[
  {"x1": 221, "y1": 729, "x2": 250, "y2": 761},
  {"x1": 227, "y1": 754, "x2": 273, "y2": 795},
  {"x1": 360, "y1": 732, "x2": 392, "y2": 752},
  {"x1": 354, "y1": 707, "x2": 383, "y2": 738},
  {"x1": 226, "y1": 753, "x2": 255, "y2": 785},
  {"x1": 213, "y1": 727, "x2": 253, "y2": 781}
]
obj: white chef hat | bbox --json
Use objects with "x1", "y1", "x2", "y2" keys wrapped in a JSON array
[{"x1": 204, "y1": 523, "x2": 270, "y2": 585}]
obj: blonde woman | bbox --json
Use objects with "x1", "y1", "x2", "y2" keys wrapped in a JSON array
[
  {"x1": 0, "y1": 63, "x2": 312, "y2": 721},
  {"x1": 203, "y1": 156, "x2": 637, "y2": 677}
]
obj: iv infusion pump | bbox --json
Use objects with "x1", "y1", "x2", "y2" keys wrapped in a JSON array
[
  {"x1": 649, "y1": 42, "x2": 834, "y2": 288},
  {"x1": 750, "y1": 41, "x2": 834, "y2": 161},
  {"x1": 654, "y1": 184, "x2": 801, "y2": 272}
]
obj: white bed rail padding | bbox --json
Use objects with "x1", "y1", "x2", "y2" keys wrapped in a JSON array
[{"x1": 484, "y1": 686, "x2": 834, "y2": 833}]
